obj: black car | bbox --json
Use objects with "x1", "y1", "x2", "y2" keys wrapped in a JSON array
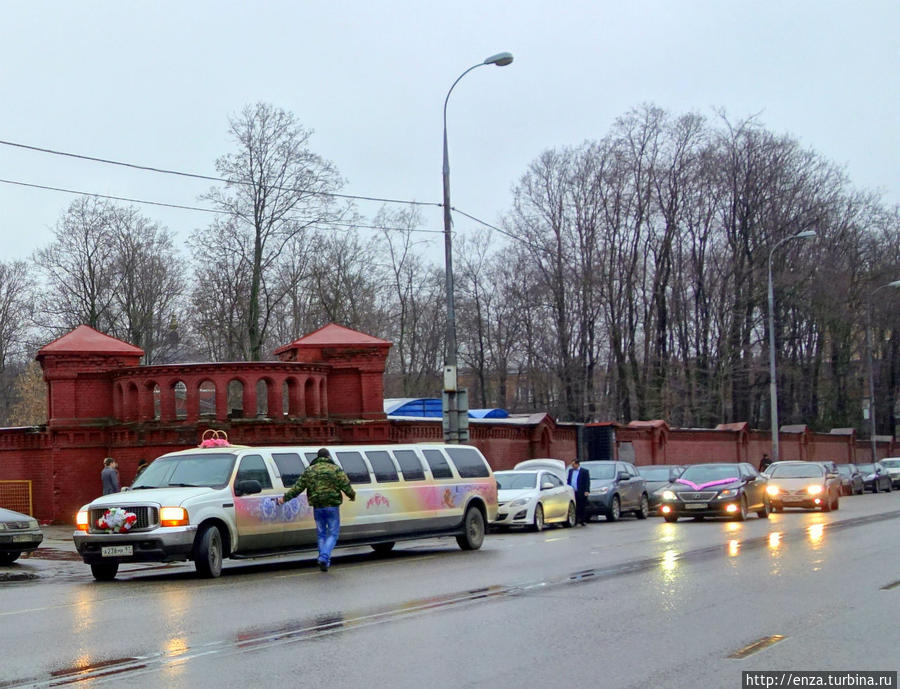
[
  {"x1": 835, "y1": 463, "x2": 864, "y2": 495},
  {"x1": 659, "y1": 462, "x2": 769, "y2": 522},
  {"x1": 637, "y1": 464, "x2": 685, "y2": 509},
  {"x1": 856, "y1": 463, "x2": 893, "y2": 493}
]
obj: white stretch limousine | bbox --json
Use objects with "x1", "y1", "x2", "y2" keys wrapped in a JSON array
[{"x1": 74, "y1": 443, "x2": 498, "y2": 580}]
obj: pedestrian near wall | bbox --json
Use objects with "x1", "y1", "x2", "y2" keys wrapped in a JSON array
[
  {"x1": 567, "y1": 458, "x2": 590, "y2": 525},
  {"x1": 276, "y1": 448, "x2": 356, "y2": 571},
  {"x1": 134, "y1": 459, "x2": 149, "y2": 482},
  {"x1": 759, "y1": 453, "x2": 772, "y2": 472},
  {"x1": 101, "y1": 457, "x2": 120, "y2": 495}
]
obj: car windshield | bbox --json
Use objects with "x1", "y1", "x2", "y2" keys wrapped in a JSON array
[
  {"x1": 769, "y1": 464, "x2": 825, "y2": 479},
  {"x1": 678, "y1": 465, "x2": 739, "y2": 483},
  {"x1": 131, "y1": 453, "x2": 237, "y2": 489},
  {"x1": 881, "y1": 459, "x2": 900, "y2": 468},
  {"x1": 582, "y1": 463, "x2": 616, "y2": 480},
  {"x1": 856, "y1": 464, "x2": 875, "y2": 474},
  {"x1": 638, "y1": 467, "x2": 672, "y2": 481},
  {"x1": 495, "y1": 472, "x2": 537, "y2": 490},
  {"x1": 836, "y1": 465, "x2": 853, "y2": 475}
]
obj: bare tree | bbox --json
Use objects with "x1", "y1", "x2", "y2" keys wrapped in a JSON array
[{"x1": 199, "y1": 103, "x2": 345, "y2": 360}]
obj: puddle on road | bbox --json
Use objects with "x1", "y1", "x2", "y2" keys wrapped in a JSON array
[{"x1": 20, "y1": 548, "x2": 82, "y2": 562}]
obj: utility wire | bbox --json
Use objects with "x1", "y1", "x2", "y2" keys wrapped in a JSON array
[
  {"x1": 0, "y1": 138, "x2": 443, "y2": 209},
  {"x1": 0, "y1": 177, "x2": 445, "y2": 234}
]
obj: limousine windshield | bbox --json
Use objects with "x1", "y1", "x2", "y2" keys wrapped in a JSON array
[{"x1": 131, "y1": 453, "x2": 236, "y2": 489}]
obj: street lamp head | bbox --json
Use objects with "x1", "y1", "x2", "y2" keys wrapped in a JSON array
[
  {"x1": 794, "y1": 230, "x2": 817, "y2": 239},
  {"x1": 483, "y1": 52, "x2": 514, "y2": 67},
  {"x1": 888, "y1": 280, "x2": 900, "y2": 288}
]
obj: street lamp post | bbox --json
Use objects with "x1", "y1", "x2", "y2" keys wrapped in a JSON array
[
  {"x1": 441, "y1": 51, "x2": 513, "y2": 443},
  {"x1": 865, "y1": 279, "x2": 900, "y2": 461},
  {"x1": 767, "y1": 230, "x2": 816, "y2": 462}
]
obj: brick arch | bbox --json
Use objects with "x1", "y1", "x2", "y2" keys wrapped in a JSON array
[
  {"x1": 283, "y1": 377, "x2": 301, "y2": 417},
  {"x1": 304, "y1": 377, "x2": 318, "y2": 417},
  {"x1": 140, "y1": 381, "x2": 160, "y2": 421},
  {"x1": 318, "y1": 377, "x2": 327, "y2": 417},
  {"x1": 123, "y1": 381, "x2": 139, "y2": 421},
  {"x1": 113, "y1": 382, "x2": 125, "y2": 419},
  {"x1": 196, "y1": 379, "x2": 217, "y2": 419}
]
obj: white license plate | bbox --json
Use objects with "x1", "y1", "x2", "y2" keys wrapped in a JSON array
[
  {"x1": 684, "y1": 503, "x2": 707, "y2": 510},
  {"x1": 101, "y1": 545, "x2": 133, "y2": 557},
  {"x1": 12, "y1": 534, "x2": 34, "y2": 543}
]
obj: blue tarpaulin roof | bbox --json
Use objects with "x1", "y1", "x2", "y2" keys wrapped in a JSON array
[{"x1": 384, "y1": 398, "x2": 508, "y2": 419}]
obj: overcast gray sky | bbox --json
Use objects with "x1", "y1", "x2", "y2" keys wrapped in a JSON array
[{"x1": 1, "y1": 1, "x2": 898, "y2": 262}]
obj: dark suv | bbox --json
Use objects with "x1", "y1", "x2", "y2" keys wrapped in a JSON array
[{"x1": 580, "y1": 461, "x2": 650, "y2": 521}]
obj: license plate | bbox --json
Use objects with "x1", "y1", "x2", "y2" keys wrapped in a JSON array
[
  {"x1": 12, "y1": 534, "x2": 34, "y2": 543},
  {"x1": 101, "y1": 545, "x2": 132, "y2": 557},
  {"x1": 684, "y1": 503, "x2": 707, "y2": 510}
]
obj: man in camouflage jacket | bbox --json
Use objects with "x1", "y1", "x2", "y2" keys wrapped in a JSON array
[{"x1": 277, "y1": 448, "x2": 355, "y2": 571}]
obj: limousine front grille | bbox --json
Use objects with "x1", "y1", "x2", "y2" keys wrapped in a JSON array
[{"x1": 89, "y1": 506, "x2": 158, "y2": 533}]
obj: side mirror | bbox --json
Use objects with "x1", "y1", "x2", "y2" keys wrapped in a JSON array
[
  {"x1": 541, "y1": 482, "x2": 554, "y2": 491},
  {"x1": 234, "y1": 479, "x2": 262, "y2": 496},
  {"x1": 617, "y1": 472, "x2": 629, "y2": 481}
]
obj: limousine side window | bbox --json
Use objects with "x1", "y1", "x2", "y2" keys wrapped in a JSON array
[
  {"x1": 445, "y1": 447, "x2": 491, "y2": 478},
  {"x1": 235, "y1": 454, "x2": 273, "y2": 489},
  {"x1": 422, "y1": 449, "x2": 454, "y2": 479},
  {"x1": 272, "y1": 452, "x2": 308, "y2": 487},
  {"x1": 334, "y1": 451, "x2": 372, "y2": 484},
  {"x1": 365, "y1": 451, "x2": 399, "y2": 482},
  {"x1": 393, "y1": 450, "x2": 425, "y2": 481}
]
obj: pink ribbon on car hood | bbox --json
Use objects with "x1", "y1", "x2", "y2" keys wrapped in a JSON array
[{"x1": 675, "y1": 477, "x2": 739, "y2": 491}]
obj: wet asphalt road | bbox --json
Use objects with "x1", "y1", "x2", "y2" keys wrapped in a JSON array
[{"x1": 2, "y1": 492, "x2": 899, "y2": 689}]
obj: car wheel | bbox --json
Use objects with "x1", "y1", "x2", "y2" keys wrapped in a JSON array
[
  {"x1": 887, "y1": 482, "x2": 893, "y2": 493},
  {"x1": 832, "y1": 493, "x2": 840, "y2": 510},
  {"x1": 757, "y1": 497, "x2": 770, "y2": 519},
  {"x1": 194, "y1": 524, "x2": 223, "y2": 578},
  {"x1": 0, "y1": 551, "x2": 22, "y2": 565},
  {"x1": 531, "y1": 504, "x2": 545, "y2": 532},
  {"x1": 734, "y1": 496, "x2": 748, "y2": 521},
  {"x1": 564, "y1": 502, "x2": 576, "y2": 528},
  {"x1": 90, "y1": 561, "x2": 119, "y2": 581},
  {"x1": 457, "y1": 506, "x2": 486, "y2": 550},
  {"x1": 635, "y1": 494, "x2": 650, "y2": 520},
  {"x1": 605, "y1": 496, "x2": 621, "y2": 522},
  {"x1": 371, "y1": 542, "x2": 395, "y2": 555},
  {"x1": 663, "y1": 513, "x2": 678, "y2": 523}
]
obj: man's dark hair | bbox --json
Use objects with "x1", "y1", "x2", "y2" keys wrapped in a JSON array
[{"x1": 317, "y1": 448, "x2": 330, "y2": 458}]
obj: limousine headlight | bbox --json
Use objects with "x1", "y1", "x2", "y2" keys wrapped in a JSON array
[
  {"x1": 160, "y1": 507, "x2": 189, "y2": 527},
  {"x1": 76, "y1": 510, "x2": 89, "y2": 532}
]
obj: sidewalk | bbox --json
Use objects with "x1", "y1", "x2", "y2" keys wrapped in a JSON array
[{"x1": 39, "y1": 524, "x2": 79, "y2": 553}]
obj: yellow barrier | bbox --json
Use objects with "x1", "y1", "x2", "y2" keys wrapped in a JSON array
[{"x1": 0, "y1": 480, "x2": 33, "y2": 516}]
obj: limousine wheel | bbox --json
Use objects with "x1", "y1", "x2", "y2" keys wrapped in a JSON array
[
  {"x1": 456, "y1": 506, "x2": 486, "y2": 550},
  {"x1": 194, "y1": 525, "x2": 223, "y2": 578},
  {"x1": 371, "y1": 542, "x2": 395, "y2": 555},
  {"x1": 90, "y1": 562, "x2": 118, "y2": 581}
]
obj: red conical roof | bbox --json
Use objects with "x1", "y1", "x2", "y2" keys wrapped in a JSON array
[
  {"x1": 37, "y1": 325, "x2": 144, "y2": 357},
  {"x1": 274, "y1": 323, "x2": 390, "y2": 354}
]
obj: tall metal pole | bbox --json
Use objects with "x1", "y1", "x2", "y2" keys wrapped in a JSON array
[
  {"x1": 767, "y1": 231, "x2": 816, "y2": 462},
  {"x1": 866, "y1": 280, "x2": 900, "y2": 461},
  {"x1": 441, "y1": 53, "x2": 512, "y2": 443}
]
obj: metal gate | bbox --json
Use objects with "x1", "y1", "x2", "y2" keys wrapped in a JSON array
[{"x1": 0, "y1": 480, "x2": 33, "y2": 515}]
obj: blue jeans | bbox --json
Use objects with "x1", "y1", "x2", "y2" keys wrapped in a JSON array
[{"x1": 313, "y1": 506, "x2": 341, "y2": 566}]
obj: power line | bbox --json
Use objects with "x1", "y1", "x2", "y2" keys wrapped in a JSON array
[
  {"x1": 0, "y1": 177, "x2": 445, "y2": 235},
  {"x1": 0, "y1": 138, "x2": 443, "y2": 209}
]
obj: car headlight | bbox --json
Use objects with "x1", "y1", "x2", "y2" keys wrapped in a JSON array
[
  {"x1": 653, "y1": 486, "x2": 668, "y2": 495},
  {"x1": 160, "y1": 506, "x2": 189, "y2": 527},
  {"x1": 718, "y1": 488, "x2": 740, "y2": 498},
  {"x1": 806, "y1": 485, "x2": 824, "y2": 495},
  {"x1": 508, "y1": 498, "x2": 530, "y2": 507},
  {"x1": 661, "y1": 490, "x2": 677, "y2": 501},
  {"x1": 0, "y1": 523, "x2": 7, "y2": 531},
  {"x1": 766, "y1": 485, "x2": 780, "y2": 496},
  {"x1": 593, "y1": 486, "x2": 610, "y2": 495},
  {"x1": 28, "y1": 519, "x2": 39, "y2": 530}
]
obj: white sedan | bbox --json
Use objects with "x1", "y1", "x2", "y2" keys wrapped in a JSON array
[{"x1": 493, "y1": 469, "x2": 576, "y2": 531}]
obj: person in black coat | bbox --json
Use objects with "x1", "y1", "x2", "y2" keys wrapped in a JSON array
[{"x1": 567, "y1": 459, "x2": 591, "y2": 525}]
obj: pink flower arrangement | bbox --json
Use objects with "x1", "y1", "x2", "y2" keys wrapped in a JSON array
[
  {"x1": 675, "y1": 477, "x2": 739, "y2": 491},
  {"x1": 97, "y1": 507, "x2": 138, "y2": 533},
  {"x1": 200, "y1": 429, "x2": 230, "y2": 448}
]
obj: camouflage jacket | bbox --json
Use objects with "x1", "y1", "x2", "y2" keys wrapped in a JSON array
[{"x1": 283, "y1": 457, "x2": 356, "y2": 508}]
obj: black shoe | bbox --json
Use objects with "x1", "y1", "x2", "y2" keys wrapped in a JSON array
[{"x1": 318, "y1": 560, "x2": 328, "y2": 572}]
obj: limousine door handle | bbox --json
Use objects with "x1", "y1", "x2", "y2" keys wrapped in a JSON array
[{"x1": 222, "y1": 503, "x2": 234, "y2": 508}]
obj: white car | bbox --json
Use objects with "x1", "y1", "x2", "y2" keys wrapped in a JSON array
[
  {"x1": 880, "y1": 458, "x2": 900, "y2": 489},
  {"x1": 493, "y1": 469, "x2": 576, "y2": 531}
]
